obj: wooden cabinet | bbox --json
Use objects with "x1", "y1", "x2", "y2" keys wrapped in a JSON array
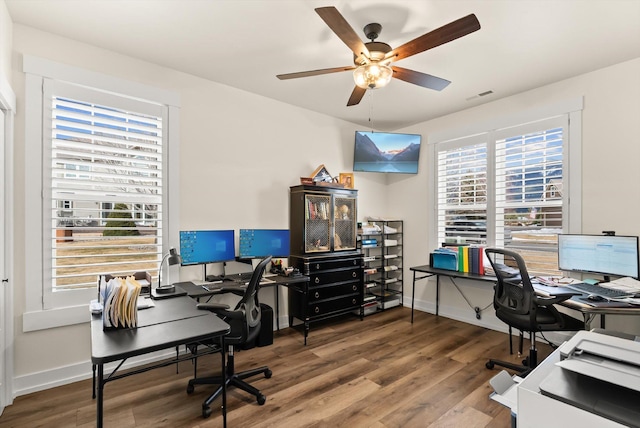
[
  {"x1": 359, "y1": 220, "x2": 403, "y2": 314},
  {"x1": 288, "y1": 185, "x2": 363, "y2": 344}
]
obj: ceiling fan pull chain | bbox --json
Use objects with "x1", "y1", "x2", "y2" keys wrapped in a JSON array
[{"x1": 368, "y1": 91, "x2": 374, "y2": 131}]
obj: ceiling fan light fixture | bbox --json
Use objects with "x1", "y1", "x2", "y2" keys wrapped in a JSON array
[{"x1": 353, "y1": 61, "x2": 392, "y2": 89}]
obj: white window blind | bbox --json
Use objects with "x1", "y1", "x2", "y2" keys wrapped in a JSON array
[
  {"x1": 494, "y1": 124, "x2": 564, "y2": 274},
  {"x1": 437, "y1": 137, "x2": 488, "y2": 246},
  {"x1": 435, "y1": 116, "x2": 568, "y2": 275},
  {"x1": 49, "y1": 90, "x2": 164, "y2": 291}
]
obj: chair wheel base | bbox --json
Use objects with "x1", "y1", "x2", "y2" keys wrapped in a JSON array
[
  {"x1": 202, "y1": 405, "x2": 212, "y2": 418},
  {"x1": 257, "y1": 394, "x2": 266, "y2": 405}
]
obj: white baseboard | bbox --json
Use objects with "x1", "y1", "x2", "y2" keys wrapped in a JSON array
[{"x1": 12, "y1": 348, "x2": 179, "y2": 399}]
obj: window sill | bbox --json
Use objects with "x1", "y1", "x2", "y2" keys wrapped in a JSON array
[{"x1": 23, "y1": 304, "x2": 89, "y2": 332}]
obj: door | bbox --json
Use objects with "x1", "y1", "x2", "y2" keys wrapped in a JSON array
[{"x1": 0, "y1": 108, "x2": 6, "y2": 414}]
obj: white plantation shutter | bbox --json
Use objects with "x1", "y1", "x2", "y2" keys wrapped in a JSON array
[
  {"x1": 435, "y1": 115, "x2": 568, "y2": 274},
  {"x1": 493, "y1": 117, "x2": 566, "y2": 274},
  {"x1": 437, "y1": 135, "x2": 488, "y2": 246},
  {"x1": 46, "y1": 80, "x2": 165, "y2": 291}
]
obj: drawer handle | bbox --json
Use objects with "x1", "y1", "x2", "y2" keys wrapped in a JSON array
[
  {"x1": 352, "y1": 298, "x2": 357, "y2": 305},
  {"x1": 352, "y1": 271, "x2": 357, "y2": 278},
  {"x1": 314, "y1": 291, "x2": 320, "y2": 299},
  {"x1": 352, "y1": 284, "x2": 357, "y2": 291},
  {"x1": 314, "y1": 277, "x2": 320, "y2": 284},
  {"x1": 314, "y1": 306, "x2": 320, "y2": 314},
  {"x1": 315, "y1": 264, "x2": 320, "y2": 270}
]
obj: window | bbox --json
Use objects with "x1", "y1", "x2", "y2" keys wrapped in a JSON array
[
  {"x1": 49, "y1": 91, "x2": 163, "y2": 291},
  {"x1": 432, "y1": 106, "x2": 582, "y2": 276},
  {"x1": 23, "y1": 56, "x2": 180, "y2": 330}
]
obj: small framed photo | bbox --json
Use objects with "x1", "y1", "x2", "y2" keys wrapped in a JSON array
[{"x1": 339, "y1": 172, "x2": 354, "y2": 189}]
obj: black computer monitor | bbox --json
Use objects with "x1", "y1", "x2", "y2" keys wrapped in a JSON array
[
  {"x1": 179, "y1": 229, "x2": 235, "y2": 266},
  {"x1": 239, "y1": 229, "x2": 290, "y2": 259},
  {"x1": 558, "y1": 234, "x2": 639, "y2": 279}
]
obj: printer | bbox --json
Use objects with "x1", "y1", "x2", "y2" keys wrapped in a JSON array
[{"x1": 538, "y1": 330, "x2": 640, "y2": 427}]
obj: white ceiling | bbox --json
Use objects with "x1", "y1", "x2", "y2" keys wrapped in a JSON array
[{"x1": 6, "y1": 0, "x2": 640, "y2": 130}]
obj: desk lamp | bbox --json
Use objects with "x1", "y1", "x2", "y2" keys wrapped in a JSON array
[{"x1": 155, "y1": 247, "x2": 181, "y2": 295}]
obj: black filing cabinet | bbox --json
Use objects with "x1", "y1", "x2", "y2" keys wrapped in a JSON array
[{"x1": 288, "y1": 253, "x2": 363, "y2": 344}]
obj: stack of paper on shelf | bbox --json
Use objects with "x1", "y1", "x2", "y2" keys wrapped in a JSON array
[{"x1": 98, "y1": 275, "x2": 143, "y2": 329}]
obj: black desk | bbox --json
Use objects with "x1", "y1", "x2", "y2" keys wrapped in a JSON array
[
  {"x1": 409, "y1": 265, "x2": 496, "y2": 323},
  {"x1": 91, "y1": 296, "x2": 230, "y2": 427},
  {"x1": 409, "y1": 264, "x2": 640, "y2": 330},
  {"x1": 177, "y1": 274, "x2": 310, "y2": 332}
]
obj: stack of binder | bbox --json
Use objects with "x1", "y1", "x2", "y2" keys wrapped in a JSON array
[{"x1": 98, "y1": 275, "x2": 143, "y2": 329}]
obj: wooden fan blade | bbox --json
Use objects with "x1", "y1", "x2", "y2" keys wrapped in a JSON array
[
  {"x1": 277, "y1": 66, "x2": 355, "y2": 80},
  {"x1": 316, "y1": 7, "x2": 370, "y2": 64},
  {"x1": 385, "y1": 14, "x2": 480, "y2": 63},
  {"x1": 347, "y1": 86, "x2": 367, "y2": 106},
  {"x1": 392, "y1": 66, "x2": 451, "y2": 91}
]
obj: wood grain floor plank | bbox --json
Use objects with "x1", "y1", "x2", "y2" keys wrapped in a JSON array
[{"x1": 0, "y1": 307, "x2": 551, "y2": 428}]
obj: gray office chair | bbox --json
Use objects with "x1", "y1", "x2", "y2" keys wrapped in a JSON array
[
  {"x1": 187, "y1": 256, "x2": 273, "y2": 418},
  {"x1": 484, "y1": 248, "x2": 584, "y2": 374}
]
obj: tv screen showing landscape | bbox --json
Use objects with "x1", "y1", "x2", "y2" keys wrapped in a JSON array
[{"x1": 353, "y1": 131, "x2": 421, "y2": 174}]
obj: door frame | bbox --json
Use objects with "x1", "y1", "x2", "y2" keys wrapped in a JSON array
[{"x1": 0, "y1": 76, "x2": 16, "y2": 414}]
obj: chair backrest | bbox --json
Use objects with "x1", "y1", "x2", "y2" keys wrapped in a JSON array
[
  {"x1": 484, "y1": 248, "x2": 536, "y2": 319},
  {"x1": 235, "y1": 256, "x2": 271, "y2": 342}
]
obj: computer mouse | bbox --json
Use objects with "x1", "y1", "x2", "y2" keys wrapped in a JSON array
[{"x1": 586, "y1": 294, "x2": 606, "y2": 302}]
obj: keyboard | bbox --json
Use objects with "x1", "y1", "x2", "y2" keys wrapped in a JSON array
[{"x1": 565, "y1": 282, "x2": 634, "y2": 299}]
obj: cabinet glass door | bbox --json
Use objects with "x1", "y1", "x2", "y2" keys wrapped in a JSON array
[
  {"x1": 304, "y1": 194, "x2": 331, "y2": 252},
  {"x1": 334, "y1": 196, "x2": 357, "y2": 250}
]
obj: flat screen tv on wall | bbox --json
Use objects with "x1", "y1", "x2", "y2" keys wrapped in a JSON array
[{"x1": 353, "y1": 131, "x2": 422, "y2": 174}]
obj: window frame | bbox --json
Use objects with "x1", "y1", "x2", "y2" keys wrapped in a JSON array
[
  {"x1": 22, "y1": 56, "x2": 181, "y2": 332},
  {"x1": 427, "y1": 98, "x2": 583, "y2": 260}
]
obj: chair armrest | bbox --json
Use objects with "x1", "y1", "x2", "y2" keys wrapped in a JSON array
[
  {"x1": 534, "y1": 294, "x2": 572, "y2": 306},
  {"x1": 197, "y1": 302, "x2": 231, "y2": 311}
]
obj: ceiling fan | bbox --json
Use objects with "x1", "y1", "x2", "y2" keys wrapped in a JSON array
[{"x1": 276, "y1": 6, "x2": 481, "y2": 106}]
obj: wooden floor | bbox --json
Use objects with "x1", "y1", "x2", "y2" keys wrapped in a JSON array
[{"x1": 0, "y1": 307, "x2": 552, "y2": 427}]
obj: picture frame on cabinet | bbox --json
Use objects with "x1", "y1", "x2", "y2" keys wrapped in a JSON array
[
  {"x1": 339, "y1": 172, "x2": 354, "y2": 189},
  {"x1": 311, "y1": 164, "x2": 333, "y2": 183}
]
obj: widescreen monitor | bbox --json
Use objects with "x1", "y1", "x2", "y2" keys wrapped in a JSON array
[
  {"x1": 558, "y1": 234, "x2": 639, "y2": 279},
  {"x1": 354, "y1": 131, "x2": 421, "y2": 174},
  {"x1": 179, "y1": 229, "x2": 235, "y2": 266},
  {"x1": 239, "y1": 229, "x2": 290, "y2": 259}
]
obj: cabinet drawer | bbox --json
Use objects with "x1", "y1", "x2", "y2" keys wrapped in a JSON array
[
  {"x1": 308, "y1": 282, "x2": 360, "y2": 302},
  {"x1": 310, "y1": 267, "x2": 361, "y2": 285},
  {"x1": 307, "y1": 256, "x2": 361, "y2": 272},
  {"x1": 309, "y1": 295, "x2": 361, "y2": 317}
]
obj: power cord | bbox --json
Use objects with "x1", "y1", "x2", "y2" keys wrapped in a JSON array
[{"x1": 449, "y1": 277, "x2": 493, "y2": 320}]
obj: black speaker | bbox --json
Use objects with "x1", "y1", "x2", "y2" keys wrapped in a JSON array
[
  {"x1": 241, "y1": 303, "x2": 273, "y2": 349},
  {"x1": 256, "y1": 303, "x2": 274, "y2": 347}
]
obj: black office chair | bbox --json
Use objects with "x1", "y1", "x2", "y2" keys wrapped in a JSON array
[
  {"x1": 484, "y1": 248, "x2": 584, "y2": 374},
  {"x1": 187, "y1": 256, "x2": 273, "y2": 418}
]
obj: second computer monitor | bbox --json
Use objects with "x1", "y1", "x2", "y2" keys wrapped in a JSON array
[{"x1": 239, "y1": 229, "x2": 290, "y2": 259}]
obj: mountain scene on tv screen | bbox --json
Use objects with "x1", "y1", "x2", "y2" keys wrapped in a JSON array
[{"x1": 354, "y1": 132, "x2": 420, "y2": 173}]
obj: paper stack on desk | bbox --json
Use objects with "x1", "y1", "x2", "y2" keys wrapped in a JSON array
[
  {"x1": 606, "y1": 277, "x2": 640, "y2": 305},
  {"x1": 99, "y1": 275, "x2": 142, "y2": 329}
]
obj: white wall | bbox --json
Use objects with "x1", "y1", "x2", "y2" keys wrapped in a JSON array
[
  {"x1": 394, "y1": 57, "x2": 640, "y2": 336},
  {"x1": 9, "y1": 24, "x2": 388, "y2": 394}
]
